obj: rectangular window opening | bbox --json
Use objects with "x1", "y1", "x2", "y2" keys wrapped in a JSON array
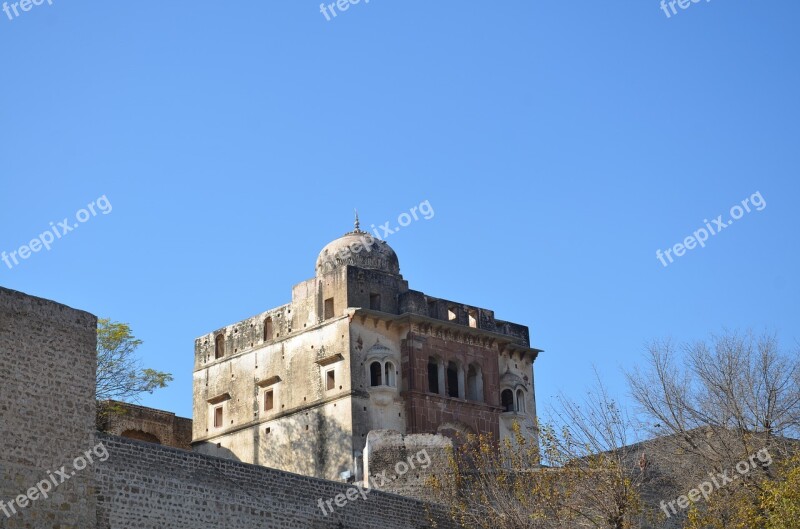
[
  {"x1": 324, "y1": 297, "x2": 335, "y2": 320},
  {"x1": 369, "y1": 293, "x2": 381, "y2": 311},
  {"x1": 428, "y1": 361, "x2": 439, "y2": 394},
  {"x1": 448, "y1": 307, "x2": 457, "y2": 321},
  {"x1": 264, "y1": 390, "x2": 274, "y2": 411}
]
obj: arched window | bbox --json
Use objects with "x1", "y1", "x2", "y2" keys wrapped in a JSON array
[
  {"x1": 264, "y1": 317, "x2": 273, "y2": 342},
  {"x1": 516, "y1": 389, "x2": 525, "y2": 413},
  {"x1": 428, "y1": 357, "x2": 440, "y2": 394},
  {"x1": 120, "y1": 430, "x2": 161, "y2": 445},
  {"x1": 446, "y1": 361, "x2": 461, "y2": 398},
  {"x1": 466, "y1": 364, "x2": 484, "y2": 402},
  {"x1": 385, "y1": 361, "x2": 396, "y2": 387},
  {"x1": 501, "y1": 389, "x2": 514, "y2": 412},
  {"x1": 370, "y1": 361, "x2": 382, "y2": 387},
  {"x1": 215, "y1": 334, "x2": 225, "y2": 360}
]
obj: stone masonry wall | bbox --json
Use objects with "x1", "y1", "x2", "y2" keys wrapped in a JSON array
[
  {"x1": 97, "y1": 400, "x2": 193, "y2": 450},
  {"x1": 96, "y1": 433, "x2": 458, "y2": 529},
  {"x1": 0, "y1": 287, "x2": 98, "y2": 529},
  {"x1": 364, "y1": 430, "x2": 453, "y2": 503}
]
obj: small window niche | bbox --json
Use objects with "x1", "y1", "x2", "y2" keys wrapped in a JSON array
[
  {"x1": 428, "y1": 358, "x2": 440, "y2": 394},
  {"x1": 370, "y1": 361, "x2": 382, "y2": 387},
  {"x1": 466, "y1": 364, "x2": 484, "y2": 402},
  {"x1": 214, "y1": 406, "x2": 223, "y2": 428},
  {"x1": 516, "y1": 389, "x2": 526, "y2": 413},
  {"x1": 215, "y1": 334, "x2": 225, "y2": 360},
  {"x1": 264, "y1": 317, "x2": 274, "y2": 342},
  {"x1": 324, "y1": 298, "x2": 335, "y2": 320},
  {"x1": 264, "y1": 389, "x2": 274, "y2": 412},
  {"x1": 501, "y1": 389, "x2": 514, "y2": 413},
  {"x1": 446, "y1": 361, "x2": 461, "y2": 398},
  {"x1": 369, "y1": 293, "x2": 381, "y2": 311},
  {"x1": 468, "y1": 309, "x2": 478, "y2": 328},
  {"x1": 447, "y1": 307, "x2": 457, "y2": 321},
  {"x1": 326, "y1": 369, "x2": 336, "y2": 391},
  {"x1": 385, "y1": 361, "x2": 396, "y2": 387}
]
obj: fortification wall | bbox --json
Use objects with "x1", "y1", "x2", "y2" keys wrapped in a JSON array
[
  {"x1": 0, "y1": 287, "x2": 458, "y2": 529},
  {"x1": 96, "y1": 433, "x2": 457, "y2": 529},
  {"x1": 0, "y1": 287, "x2": 98, "y2": 529}
]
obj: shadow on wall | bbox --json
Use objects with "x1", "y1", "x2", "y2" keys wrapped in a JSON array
[
  {"x1": 260, "y1": 407, "x2": 354, "y2": 480},
  {"x1": 191, "y1": 441, "x2": 243, "y2": 463},
  {"x1": 120, "y1": 430, "x2": 161, "y2": 444}
]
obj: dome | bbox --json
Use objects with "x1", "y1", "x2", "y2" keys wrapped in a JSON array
[{"x1": 316, "y1": 216, "x2": 400, "y2": 276}]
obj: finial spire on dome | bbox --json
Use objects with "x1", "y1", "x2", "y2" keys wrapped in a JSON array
[{"x1": 351, "y1": 209, "x2": 366, "y2": 234}]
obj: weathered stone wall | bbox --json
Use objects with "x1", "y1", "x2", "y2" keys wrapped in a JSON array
[
  {"x1": 0, "y1": 287, "x2": 98, "y2": 529},
  {"x1": 349, "y1": 321, "x2": 407, "y2": 465},
  {"x1": 96, "y1": 433, "x2": 458, "y2": 529},
  {"x1": 193, "y1": 310, "x2": 357, "y2": 481},
  {"x1": 345, "y1": 266, "x2": 408, "y2": 315},
  {"x1": 97, "y1": 400, "x2": 193, "y2": 450},
  {"x1": 498, "y1": 350, "x2": 538, "y2": 443},
  {"x1": 364, "y1": 430, "x2": 452, "y2": 502}
]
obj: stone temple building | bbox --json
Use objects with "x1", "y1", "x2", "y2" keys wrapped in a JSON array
[{"x1": 192, "y1": 219, "x2": 542, "y2": 481}]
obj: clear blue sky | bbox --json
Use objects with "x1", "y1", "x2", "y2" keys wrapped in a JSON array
[{"x1": 1, "y1": 1, "x2": 798, "y2": 421}]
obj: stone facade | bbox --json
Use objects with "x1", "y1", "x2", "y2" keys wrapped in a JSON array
[
  {"x1": 0, "y1": 287, "x2": 98, "y2": 529},
  {"x1": 192, "y1": 223, "x2": 542, "y2": 482},
  {"x1": 97, "y1": 400, "x2": 193, "y2": 450}
]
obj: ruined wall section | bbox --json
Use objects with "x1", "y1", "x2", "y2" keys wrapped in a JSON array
[
  {"x1": 345, "y1": 266, "x2": 408, "y2": 315},
  {"x1": 98, "y1": 400, "x2": 193, "y2": 450},
  {"x1": 363, "y1": 430, "x2": 453, "y2": 503}
]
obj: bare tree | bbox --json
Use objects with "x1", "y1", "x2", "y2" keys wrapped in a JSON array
[
  {"x1": 627, "y1": 331, "x2": 799, "y2": 461},
  {"x1": 431, "y1": 373, "x2": 645, "y2": 529},
  {"x1": 542, "y1": 372, "x2": 645, "y2": 529},
  {"x1": 626, "y1": 331, "x2": 800, "y2": 526}
]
